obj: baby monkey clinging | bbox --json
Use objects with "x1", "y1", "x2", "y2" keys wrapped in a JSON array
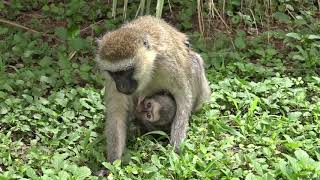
[{"x1": 134, "y1": 92, "x2": 176, "y2": 134}]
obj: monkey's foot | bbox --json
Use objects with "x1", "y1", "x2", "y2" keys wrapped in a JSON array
[{"x1": 95, "y1": 169, "x2": 110, "y2": 177}]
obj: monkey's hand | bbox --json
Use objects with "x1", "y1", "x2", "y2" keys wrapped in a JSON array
[
  {"x1": 137, "y1": 95, "x2": 145, "y2": 105},
  {"x1": 170, "y1": 89, "x2": 193, "y2": 152}
]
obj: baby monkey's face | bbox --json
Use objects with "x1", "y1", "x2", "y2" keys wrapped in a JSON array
[{"x1": 135, "y1": 97, "x2": 161, "y2": 122}]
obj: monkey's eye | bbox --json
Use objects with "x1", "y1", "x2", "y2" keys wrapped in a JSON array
[
  {"x1": 146, "y1": 113, "x2": 151, "y2": 119},
  {"x1": 143, "y1": 40, "x2": 149, "y2": 49},
  {"x1": 147, "y1": 102, "x2": 151, "y2": 108},
  {"x1": 185, "y1": 41, "x2": 191, "y2": 48}
]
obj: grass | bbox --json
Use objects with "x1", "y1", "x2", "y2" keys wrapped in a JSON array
[{"x1": 0, "y1": 0, "x2": 320, "y2": 179}]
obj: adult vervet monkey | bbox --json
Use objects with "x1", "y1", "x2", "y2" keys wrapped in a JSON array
[{"x1": 96, "y1": 16, "x2": 210, "y2": 163}]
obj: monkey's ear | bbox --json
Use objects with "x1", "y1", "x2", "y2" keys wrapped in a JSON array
[
  {"x1": 137, "y1": 96, "x2": 146, "y2": 105},
  {"x1": 142, "y1": 34, "x2": 150, "y2": 49}
]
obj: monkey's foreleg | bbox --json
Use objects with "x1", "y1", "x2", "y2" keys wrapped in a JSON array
[
  {"x1": 105, "y1": 89, "x2": 129, "y2": 163},
  {"x1": 105, "y1": 113, "x2": 127, "y2": 163}
]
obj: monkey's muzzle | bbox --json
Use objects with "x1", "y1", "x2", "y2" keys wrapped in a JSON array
[
  {"x1": 107, "y1": 68, "x2": 138, "y2": 95},
  {"x1": 114, "y1": 78, "x2": 138, "y2": 95}
]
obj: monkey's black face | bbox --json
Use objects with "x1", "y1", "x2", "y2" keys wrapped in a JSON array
[{"x1": 108, "y1": 68, "x2": 138, "y2": 95}]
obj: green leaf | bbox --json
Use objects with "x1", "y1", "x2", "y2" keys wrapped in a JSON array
[
  {"x1": 142, "y1": 164, "x2": 158, "y2": 174},
  {"x1": 294, "y1": 149, "x2": 309, "y2": 161},
  {"x1": 79, "y1": 98, "x2": 95, "y2": 112},
  {"x1": 245, "y1": 173, "x2": 257, "y2": 180},
  {"x1": 288, "y1": 112, "x2": 302, "y2": 121},
  {"x1": 312, "y1": 76, "x2": 320, "y2": 83},
  {"x1": 68, "y1": 38, "x2": 89, "y2": 51},
  {"x1": 42, "y1": 5, "x2": 49, "y2": 11},
  {"x1": 277, "y1": 159, "x2": 291, "y2": 179},
  {"x1": 55, "y1": 27, "x2": 68, "y2": 40},
  {"x1": 307, "y1": 35, "x2": 320, "y2": 40},
  {"x1": 151, "y1": 155, "x2": 162, "y2": 168},
  {"x1": 0, "y1": 27, "x2": 8, "y2": 35},
  {"x1": 292, "y1": 54, "x2": 305, "y2": 61},
  {"x1": 286, "y1": 33, "x2": 301, "y2": 40},
  {"x1": 74, "y1": 166, "x2": 91, "y2": 179},
  {"x1": 273, "y1": 12, "x2": 291, "y2": 23},
  {"x1": 68, "y1": 24, "x2": 80, "y2": 39},
  {"x1": 26, "y1": 167, "x2": 38, "y2": 179},
  {"x1": 51, "y1": 154, "x2": 68, "y2": 170},
  {"x1": 58, "y1": 170, "x2": 70, "y2": 180},
  {"x1": 102, "y1": 162, "x2": 114, "y2": 172},
  {"x1": 284, "y1": 154, "x2": 301, "y2": 173},
  {"x1": 235, "y1": 36, "x2": 246, "y2": 49},
  {"x1": 39, "y1": 56, "x2": 53, "y2": 67},
  {"x1": 249, "y1": 97, "x2": 260, "y2": 115},
  {"x1": 141, "y1": 130, "x2": 169, "y2": 139},
  {"x1": 80, "y1": 63, "x2": 92, "y2": 72},
  {"x1": 40, "y1": 76, "x2": 52, "y2": 84}
]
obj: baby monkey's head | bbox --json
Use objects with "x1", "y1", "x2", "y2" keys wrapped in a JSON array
[{"x1": 135, "y1": 93, "x2": 176, "y2": 124}]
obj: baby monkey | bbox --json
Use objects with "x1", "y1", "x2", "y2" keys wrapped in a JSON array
[{"x1": 134, "y1": 92, "x2": 176, "y2": 134}]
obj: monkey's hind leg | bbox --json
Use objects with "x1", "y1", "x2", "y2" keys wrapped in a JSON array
[{"x1": 170, "y1": 91, "x2": 193, "y2": 152}]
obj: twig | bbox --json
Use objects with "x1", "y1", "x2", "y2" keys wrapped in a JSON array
[
  {"x1": 123, "y1": 0, "x2": 128, "y2": 20},
  {"x1": 20, "y1": 12, "x2": 44, "y2": 19},
  {"x1": 197, "y1": 0, "x2": 204, "y2": 36},
  {"x1": 249, "y1": 9, "x2": 259, "y2": 35},
  {"x1": 112, "y1": 0, "x2": 117, "y2": 19},
  {"x1": 285, "y1": 8, "x2": 295, "y2": 20},
  {"x1": 3, "y1": 1, "x2": 10, "y2": 5},
  {"x1": 0, "y1": 18, "x2": 62, "y2": 42},
  {"x1": 167, "y1": 0, "x2": 173, "y2": 14},
  {"x1": 7, "y1": 65, "x2": 18, "y2": 72},
  {"x1": 0, "y1": 18, "x2": 42, "y2": 34},
  {"x1": 222, "y1": 0, "x2": 225, "y2": 20},
  {"x1": 211, "y1": 2, "x2": 231, "y2": 33},
  {"x1": 80, "y1": 19, "x2": 104, "y2": 33},
  {"x1": 68, "y1": 51, "x2": 77, "y2": 61}
]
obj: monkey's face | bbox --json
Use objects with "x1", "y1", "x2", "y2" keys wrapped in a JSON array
[
  {"x1": 136, "y1": 98, "x2": 161, "y2": 122},
  {"x1": 96, "y1": 29, "x2": 157, "y2": 95}
]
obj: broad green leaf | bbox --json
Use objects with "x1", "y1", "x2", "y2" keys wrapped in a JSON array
[
  {"x1": 26, "y1": 167, "x2": 38, "y2": 179},
  {"x1": 284, "y1": 154, "x2": 301, "y2": 173},
  {"x1": 58, "y1": 170, "x2": 70, "y2": 180},
  {"x1": 68, "y1": 38, "x2": 89, "y2": 51},
  {"x1": 294, "y1": 149, "x2": 309, "y2": 161},
  {"x1": 307, "y1": 35, "x2": 320, "y2": 40},
  {"x1": 151, "y1": 155, "x2": 162, "y2": 168},
  {"x1": 273, "y1": 12, "x2": 291, "y2": 23},
  {"x1": 292, "y1": 54, "x2": 305, "y2": 61},
  {"x1": 141, "y1": 130, "x2": 169, "y2": 139},
  {"x1": 74, "y1": 166, "x2": 91, "y2": 179},
  {"x1": 286, "y1": 33, "x2": 301, "y2": 40},
  {"x1": 288, "y1": 112, "x2": 302, "y2": 121},
  {"x1": 55, "y1": 27, "x2": 68, "y2": 40},
  {"x1": 235, "y1": 36, "x2": 246, "y2": 49}
]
